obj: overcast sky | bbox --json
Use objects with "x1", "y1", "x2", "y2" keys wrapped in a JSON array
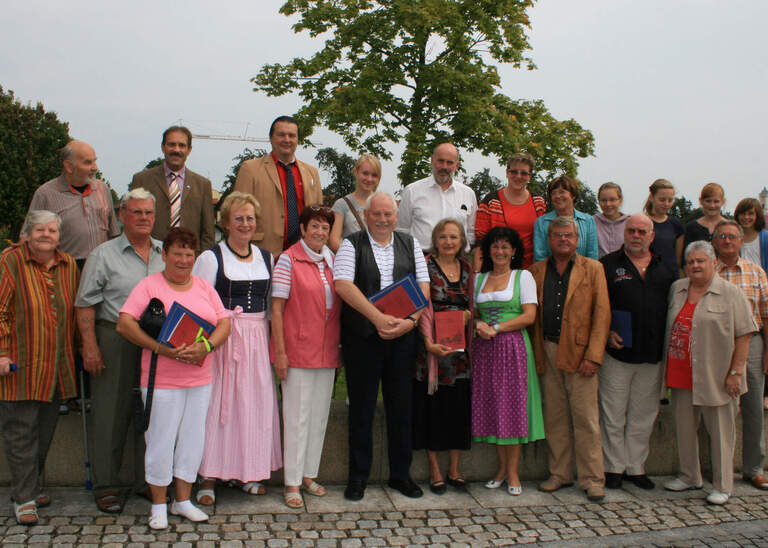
[{"x1": 2, "y1": 0, "x2": 766, "y2": 213}]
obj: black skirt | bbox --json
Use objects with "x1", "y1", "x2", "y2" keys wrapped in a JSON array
[{"x1": 412, "y1": 378, "x2": 471, "y2": 451}]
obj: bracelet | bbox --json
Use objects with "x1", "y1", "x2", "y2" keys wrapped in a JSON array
[
  {"x1": 153, "y1": 341, "x2": 160, "y2": 355},
  {"x1": 200, "y1": 337, "x2": 212, "y2": 353}
]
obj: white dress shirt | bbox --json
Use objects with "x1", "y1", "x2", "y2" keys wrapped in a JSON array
[
  {"x1": 334, "y1": 231, "x2": 429, "y2": 289},
  {"x1": 397, "y1": 175, "x2": 477, "y2": 252}
]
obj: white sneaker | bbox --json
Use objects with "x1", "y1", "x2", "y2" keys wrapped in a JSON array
[
  {"x1": 706, "y1": 490, "x2": 730, "y2": 505},
  {"x1": 663, "y1": 477, "x2": 703, "y2": 491},
  {"x1": 170, "y1": 501, "x2": 209, "y2": 522},
  {"x1": 148, "y1": 513, "x2": 168, "y2": 530}
]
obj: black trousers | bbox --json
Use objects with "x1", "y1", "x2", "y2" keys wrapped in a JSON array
[{"x1": 342, "y1": 330, "x2": 416, "y2": 482}]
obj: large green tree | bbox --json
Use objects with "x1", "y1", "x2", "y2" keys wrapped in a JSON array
[
  {"x1": 0, "y1": 86, "x2": 71, "y2": 241},
  {"x1": 253, "y1": 0, "x2": 595, "y2": 187}
]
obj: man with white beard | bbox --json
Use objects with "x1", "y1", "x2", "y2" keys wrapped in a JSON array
[{"x1": 28, "y1": 140, "x2": 120, "y2": 270}]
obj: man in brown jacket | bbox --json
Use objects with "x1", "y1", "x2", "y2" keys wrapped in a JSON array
[
  {"x1": 529, "y1": 216, "x2": 611, "y2": 501},
  {"x1": 233, "y1": 116, "x2": 322, "y2": 257}
]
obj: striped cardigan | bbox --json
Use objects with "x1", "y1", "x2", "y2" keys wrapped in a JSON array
[{"x1": 0, "y1": 242, "x2": 79, "y2": 401}]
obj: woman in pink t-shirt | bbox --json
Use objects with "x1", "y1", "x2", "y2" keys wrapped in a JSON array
[{"x1": 118, "y1": 228, "x2": 230, "y2": 530}]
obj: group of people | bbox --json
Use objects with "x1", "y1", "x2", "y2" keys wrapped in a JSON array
[{"x1": 1, "y1": 116, "x2": 767, "y2": 530}]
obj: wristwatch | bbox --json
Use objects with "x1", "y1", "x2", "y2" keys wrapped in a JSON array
[
  {"x1": 728, "y1": 369, "x2": 742, "y2": 376},
  {"x1": 493, "y1": 323, "x2": 501, "y2": 333},
  {"x1": 406, "y1": 316, "x2": 417, "y2": 326}
]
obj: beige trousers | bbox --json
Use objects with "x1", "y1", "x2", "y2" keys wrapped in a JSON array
[
  {"x1": 598, "y1": 354, "x2": 662, "y2": 475},
  {"x1": 671, "y1": 388, "x2": 737, "y2": 494},
  {"x1": 542, "y1": 341, "x2": 604, "y2": 489}
]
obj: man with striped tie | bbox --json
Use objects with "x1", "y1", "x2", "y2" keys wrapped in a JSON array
[{"x1": 130, "y1": 126, "x2": 215, "y2": 254}]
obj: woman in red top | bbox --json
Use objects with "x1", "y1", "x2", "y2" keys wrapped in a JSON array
[{"x1": 474, "y1": 153, "x2": 546, "y2": 270}]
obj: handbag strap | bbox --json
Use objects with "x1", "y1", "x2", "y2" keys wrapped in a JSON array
[{"x1": 343, "y1": 196, "x2": 365, "y2": 232}]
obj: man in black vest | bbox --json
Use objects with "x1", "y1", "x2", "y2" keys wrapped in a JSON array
[{"x1": 334, "y1": 192, "x2": 430, "y2": 501}]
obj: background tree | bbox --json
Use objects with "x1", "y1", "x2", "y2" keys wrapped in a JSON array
[
  {"x1": 574, "y1": 183, "x2": 598, "y2": 216},
  {"x1": 464, "y1": 168, "x2": 503, "y2": 202},
  {"x1": 144, "y1": 157, "x2": 164, "y2": 170},
  {"x1": 316, "y1": 147, "x2": 356, "y2": 205},
  {"x1": 0, "y1": 86, "x2": 71, "y2": 243},
  {"x1": 217, "y1": 147, "x2": 267, "y2": 212},
  {"x1": 253, "y1": 0, "x2": 595, "y2": 187},
  {"x1": 670, "y1": 196, "x2": 695, "y2": 223}
]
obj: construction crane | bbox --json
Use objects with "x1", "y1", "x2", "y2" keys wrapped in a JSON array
[
  {"x1": 176, "y1": 119, "x2": 322, "y2": 146},
  {"x1": 177, "y1": 120, "x2": 270, "y2": 144}
]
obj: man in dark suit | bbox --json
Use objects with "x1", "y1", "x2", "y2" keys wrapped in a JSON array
[{"x1": 130, "y1": 126, "x2": 215, "y2": 253}]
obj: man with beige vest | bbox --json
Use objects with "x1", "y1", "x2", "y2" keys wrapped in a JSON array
[
  {"x1": 529, "y1": 216, "x2": 611, "y2": 502},
  {"x1": 233, "y1": 116, "x2": 322, "y2": 257}
]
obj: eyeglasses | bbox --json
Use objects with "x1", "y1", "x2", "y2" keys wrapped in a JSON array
[
  {"x1": 125, "y1": 208, "x2": 155, "y2": 217},
  {"x1": 307, "y1": 205, "x2": 333, "y2": 214},
  {"x1": 716, "y1": 233, "x2": 742, "y2": 241},
  {"x1": 507, "y1": 169, "x2": 531, "y2": 177}
]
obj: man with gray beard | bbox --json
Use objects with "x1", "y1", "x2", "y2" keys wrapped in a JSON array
[{"x1": 397, "y1": 143, "x2": 477, "y2": 254}]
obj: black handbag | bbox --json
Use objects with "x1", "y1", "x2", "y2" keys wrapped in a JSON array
[{"x1": 134, "y1": 297, "x2": 165, "y2": 432}]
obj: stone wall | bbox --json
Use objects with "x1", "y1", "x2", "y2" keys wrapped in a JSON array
[{"x1": 0, "y1": 400, "x2": 754, "y2": 486}]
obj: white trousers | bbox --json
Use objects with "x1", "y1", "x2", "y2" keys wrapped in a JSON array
[
  {"x1": 281, "y1": 367, "x2": 335, "y2": 487},
  {"x1": 598, "y1": 354, "x2": 662, "y2": 475},
  {"x1": 141, "y1": 384, "x2": 212, "y2": 486}
]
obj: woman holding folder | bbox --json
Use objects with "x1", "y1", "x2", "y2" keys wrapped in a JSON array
[
  {"x1": 472, "y1": 226, "x2": 544, "y2": 496},
  {"x1": 192, "y1": 192, "x2": 282, "y2": 504},
  {"x1": 413, "y1": 219, "x2": 474, "y2": 494},
  {"x1": 118, "y1": 227, "x2": 230, "y2": 530}
]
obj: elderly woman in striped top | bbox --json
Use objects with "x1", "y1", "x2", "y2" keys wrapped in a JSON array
[
  {"x1": 271, "y1": 205, "x2": 342, "y2": 509},
  {"x1": 0, "y1": 211, "x2": 79, "y2": 525}
]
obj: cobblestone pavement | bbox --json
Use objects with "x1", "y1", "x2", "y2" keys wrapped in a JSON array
[{"x1": 2, "y1": 476, "x2": 768, "y2": 546}]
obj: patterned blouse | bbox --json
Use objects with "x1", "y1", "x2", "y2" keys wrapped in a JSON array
[
  {"x1": 0, "y1": 242, "x2": 79, "y2": 401},
  {"x1": 415, "y1": 255, "x2": 472, "y2": 385}
]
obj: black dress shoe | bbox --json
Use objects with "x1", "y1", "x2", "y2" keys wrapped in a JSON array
[
  {"x1": 344, "y1": 480, "x2": 366, "y2": 501},
  {"x1": 605, "y1": 472, "x2": 623, "y2": 489},
  {"x1": 388, "y1": 478, "x2": 423, "y2": 498},
  {"x1": 626, "y1": 474, "x2": 655, "y2": 490}
]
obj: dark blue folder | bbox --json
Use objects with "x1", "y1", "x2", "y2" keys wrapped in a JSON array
[
  {"x1": 610, "y1": 309, "x2": 632, "y2": 348},
  {"x1": 157, "y1": 301, "x2": 216, "y2": 348}
]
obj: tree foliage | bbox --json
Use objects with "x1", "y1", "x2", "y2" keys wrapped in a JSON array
[
  {"x1": 316, "y1": 147, "x2": 356, "y2": 205},
  {"x1": 217, "y1": 148, "x2": 267, "y2": 210},
  {"x1": 0, "y1": 86, "x2": 71, "y2": 240},
  {"x1": 464, "y1": 168, "x2": 503, "y2": 202},
  {"x1": 253, "y1": 0, "x2": 595, "y2": 186}
]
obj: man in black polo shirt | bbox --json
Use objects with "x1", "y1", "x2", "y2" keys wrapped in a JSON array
[{"x1": 599, "y1": 214, "x2": 674, "y2": 490}]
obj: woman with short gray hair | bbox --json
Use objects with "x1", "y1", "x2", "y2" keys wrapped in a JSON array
[
  {"x1": 0, "y1": 210, "x2": 79, "y2": 525},
  {"x1": 663, "y1": 240, "x2": 757, "y2": 505}
]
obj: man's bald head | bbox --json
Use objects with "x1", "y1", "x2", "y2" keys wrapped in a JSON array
[
  {"x1": 61, "y1": 140, "x2": 98, "y2": 187},
  {"x1": 430, "y1": 142, "x2": 460, "y2": 187},
  {"x1": 623, "y1": 214, "x2": 654, "y2": 256}
]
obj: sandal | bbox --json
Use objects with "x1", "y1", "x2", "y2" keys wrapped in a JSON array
[
  {"x1": 241, "y1": 481, "x2": 266, "y2": 495},
  {"x1": 446, "y1": 476, "x2": 468, "y2": 492},
  {"x1": 301, "y1": 480, "x2": 327, "y2": 497},
  {"x1": 36, "y1": 493, "x2": 51, "y2": 508},
  {"x1": 95, "y1": 489, "x2": 123, "y2": 513},
  {"x1": 14, "y1": 501, "x2": 38, "y2": 526},
  {"x1": 508, "y1": 484, "x2": 522, "y2": 496},
  {"x1": 430, "y1": 480, "x2": 447, "y2": 495},
  {"x1": 196, "y1": 489, "x2": 215, "y2": 506},
  {"x1": 284, "y1": 490, "x2": 304, "y2": 509}
]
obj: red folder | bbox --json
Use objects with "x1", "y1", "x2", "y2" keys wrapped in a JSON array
[
  {"x1": 434, "y1": 310, "x2": 465, "y2": 351},
  {"x1": 167, "y1": 314, "x2": 210, "y2": 350}
]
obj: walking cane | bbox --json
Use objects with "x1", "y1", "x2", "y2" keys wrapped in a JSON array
[{"x1": 76, "y1": 356, "x2": 92, "y2": 490}]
